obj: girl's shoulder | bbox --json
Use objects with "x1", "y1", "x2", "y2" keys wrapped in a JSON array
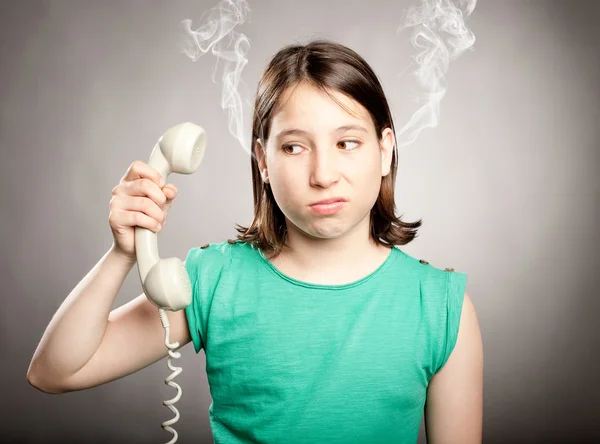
[
  {"x1": 393, "y1": 246, "x2": 464, "y2": 279},
  {"x1": 187, "y1": 239, "x2": 255, "y2": 265}
]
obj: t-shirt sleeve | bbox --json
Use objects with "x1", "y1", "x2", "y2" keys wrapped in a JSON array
[
  {"x1": 183, "y1": 247, "x2": 203, "y2": 354},
  {"x1": 433, "y1": 270, "x2": 468, "y2": 374},
  {"x1": 183, "y1": 244, "x2": 228, "y2": 354}
]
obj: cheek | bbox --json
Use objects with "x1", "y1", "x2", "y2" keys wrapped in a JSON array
[
  {"x1": 268, "y1": 169, "x2": 299, "y2": 209},
  {"x1": 356, "y1": 156, "x2": 384, "y2": 200},
  {"x1": 354, "y1": 152, "x2": 382, "y2": 181}
]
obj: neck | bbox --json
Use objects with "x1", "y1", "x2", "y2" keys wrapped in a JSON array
[{"x1": 269, "y1": 214, "x2": 391, "y2": 275}]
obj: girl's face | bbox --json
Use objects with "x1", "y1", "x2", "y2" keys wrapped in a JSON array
[{"x1": 255, "y1": 81, "x2": 394, "y2": 243}]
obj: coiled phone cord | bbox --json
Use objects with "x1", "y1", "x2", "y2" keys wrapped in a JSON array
[{"x1": 158, "y1": 308, "x2": 183, "y2": 444}]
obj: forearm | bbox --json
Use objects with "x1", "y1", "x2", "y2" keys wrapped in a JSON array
[{"x1": 27, "y1": 244, "x2": 137, "y2": 390}]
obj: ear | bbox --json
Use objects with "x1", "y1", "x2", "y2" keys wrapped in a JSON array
[
  {"x1": 254, "y1": 138, "x2": 269, "y2": 183},
  {"x1": 380, "y1": 128, "x2": 394, "y2": 177}
]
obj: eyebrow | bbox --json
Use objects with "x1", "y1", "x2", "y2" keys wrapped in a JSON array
[{"x1": 274, "y1": 124, "x2": 368, "y2": 140}]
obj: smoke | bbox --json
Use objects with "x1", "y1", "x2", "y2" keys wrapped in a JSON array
[
  {"x1": 396, "y1": 0, "x2": 477, "y2": 148},
  {"x1": 179, "y1": 0, "x2": 252, "y2": 156},
  {"x1": 178, "y1": 0, "x2": 476, "y2": 155}
]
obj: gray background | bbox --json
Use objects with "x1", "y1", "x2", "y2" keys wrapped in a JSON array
[{"x1": 2, "y1": 1, "x2": 599, "y2": 443}]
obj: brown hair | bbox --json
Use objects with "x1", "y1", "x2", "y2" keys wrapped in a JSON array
[{"x1": 228, "y1": 39, "x2": 422, "y2": 258}]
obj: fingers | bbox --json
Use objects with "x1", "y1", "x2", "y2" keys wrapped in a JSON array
[
  {"x1": 120, "y1": 161, "x2": 178, "y2": 203},
  {"x1": 124, "y1": 204, "x2": 164, "y2": 232},
  {"x1": 118, "y1": 178, "x2": 167, "y2": 208},
  {"x1": 122, "y1": 160, "x2": 165, "y2": 188},
  {"x1": 112, "y1": 161, "x2": 178, "y2": 222}
]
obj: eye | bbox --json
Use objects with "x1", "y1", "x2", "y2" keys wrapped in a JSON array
[
  {"x1": 337, "y1": 140, "x2": 361, "y2": 150},
  {"x1": 281, "y1": 140, "x2": 361, "y2": 155},
  {"x1": 281, "y1": 144, "x2": 302, "y2": 155}
]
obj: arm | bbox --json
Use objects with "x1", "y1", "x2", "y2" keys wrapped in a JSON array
[
  {"x1": 26, "y1": 244, "x2": 191, "y2": 394},
  {"x1": 55, "y1": 291, "x2": 191, "y2": 393},
  {"x1": 424, "y1": 292, "x2": 484, "y2": 444}
]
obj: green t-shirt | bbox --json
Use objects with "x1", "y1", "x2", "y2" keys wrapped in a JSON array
[{"x1": 184, "y1": 240, "x2": 467, "y2": 444}]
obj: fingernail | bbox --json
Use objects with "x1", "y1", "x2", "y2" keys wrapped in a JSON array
[{"x1": 159, "y1": 178, "x2": 165, "y2": 187}]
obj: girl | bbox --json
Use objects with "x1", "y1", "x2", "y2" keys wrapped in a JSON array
[{"x1": 28, "y1": 39, "x2": 483, "y2": 443}]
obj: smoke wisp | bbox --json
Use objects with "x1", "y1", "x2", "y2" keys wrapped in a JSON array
[
  {"x1": 179, "y1": 0, "x2": 252, "y2": 156},
  {"x1": 396, "y1": 0, "x2": 477, "y2": 148},
  {"x1": 178, "y1": 0, "x2": 477, "y2": 156}
]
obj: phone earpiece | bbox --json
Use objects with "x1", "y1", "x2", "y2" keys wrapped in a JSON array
[
  {"x1": 135, "y1": 122, "x2": 207, "y2": 311},
  {"x1": 157, "y1": 122, "x2": 207, "y2": 174}
]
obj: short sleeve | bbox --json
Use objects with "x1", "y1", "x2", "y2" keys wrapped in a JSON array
[
  {"x1": 183, "y1": 248, "x2": 203, "y2": 354},
  {"x1": 183, "y1": 243, "x2": 229, "y2": 354},
  {"x1": 433, "y1": 270, "x2": 468, "y2": 374}
]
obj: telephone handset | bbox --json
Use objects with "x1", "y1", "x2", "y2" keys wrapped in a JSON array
[
  {"x1": 135, "y1": 122, "x2": 207, "y2": 311},
  {"x1": 134, "y1": 122, "x2": 207, "y2": 444}
]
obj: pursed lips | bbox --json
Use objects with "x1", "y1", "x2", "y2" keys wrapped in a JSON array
[{"x1": 309, "y1": 197, "x2": 347, "y2": 206}]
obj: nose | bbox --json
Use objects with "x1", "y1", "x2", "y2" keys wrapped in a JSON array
[{"x1": 309, "y1": 147, "x2": 340, "y2": 188}]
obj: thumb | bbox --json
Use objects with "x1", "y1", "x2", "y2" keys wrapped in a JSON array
[{"x1": 164, "y1": 184, "x2": 178, "y2": 200}]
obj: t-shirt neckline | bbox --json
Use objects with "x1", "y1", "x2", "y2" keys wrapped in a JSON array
[{"x1": 253, "y1": 244, "x2": 399, "y2": 290}]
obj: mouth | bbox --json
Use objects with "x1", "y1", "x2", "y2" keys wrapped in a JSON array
[
  {"x1": 308, "y1": 199, "x2": 348, "y2": 215},
  {"x1": 309, "y1": 197, "x2": 348, "y2": 206}
]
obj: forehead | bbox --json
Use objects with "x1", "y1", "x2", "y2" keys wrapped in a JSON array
[{"x1": 270, "y1": 82, "x2": 372, "y2": 131}]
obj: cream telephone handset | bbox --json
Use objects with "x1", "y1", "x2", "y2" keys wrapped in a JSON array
[{"x1": 135, "y1": 122, "x2": 207, "y2": 444}]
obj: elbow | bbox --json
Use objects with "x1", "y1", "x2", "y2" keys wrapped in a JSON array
[{"x1": 27, "y1": 368, "x2": 70, "y2": 395}]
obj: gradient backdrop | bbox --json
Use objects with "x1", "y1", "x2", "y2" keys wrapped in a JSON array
[{"x1": 2, "y1": 1, "x2": 599, "y2": 443}]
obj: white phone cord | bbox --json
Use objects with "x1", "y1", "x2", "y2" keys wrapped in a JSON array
[{"x1": 158, "y1": 308, "x2": 183, "y2": 444}]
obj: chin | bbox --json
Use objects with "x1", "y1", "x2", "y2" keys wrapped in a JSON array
[{"x1": 301, "y1": 219, "x2": 353, "y2": 240}]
